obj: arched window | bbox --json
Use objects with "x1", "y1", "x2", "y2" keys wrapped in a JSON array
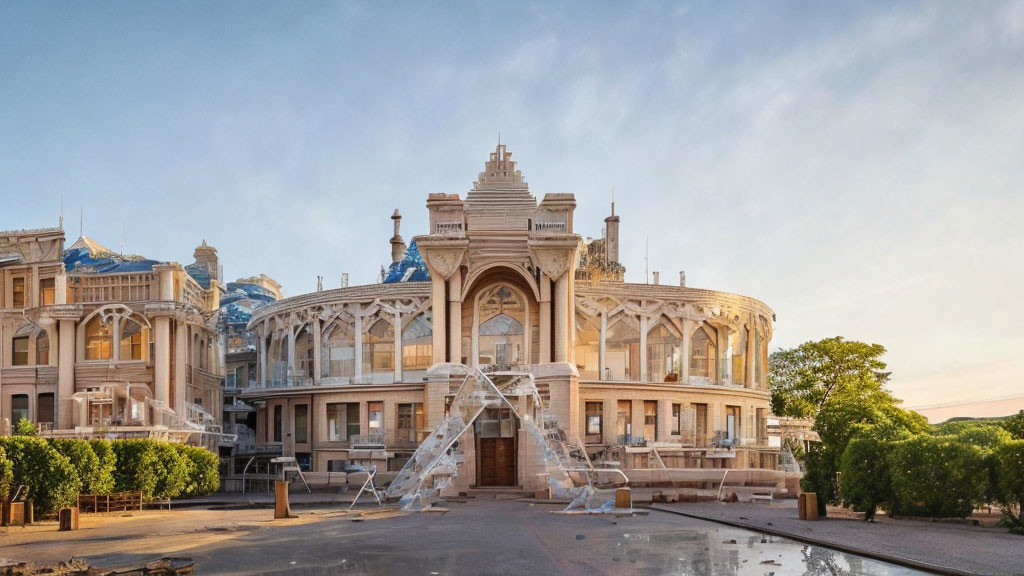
[
  {"x1": 363, "y1": 317, "x2": 395, "y2": 383},
  {"x1": 575, "y1": 312, "x2": 600, "y2": 379},
  {"x1": 294, "y1": 326, "x2": 314, "y2": 378},
  {"x1": 605, "y1": 315, "x2": 640, "y2": 380},
  {"x1": 12, "y1": 325, "x2": 32, "y2": 366},
  {"x1": 730, "y1": 329, "x2": 747, "y2": 385},
  {"x1": 402, "y1": 311, "x2": 433, "y2": 372},
  {"x1": 85, "y1": 316, "x2": 113, "y2": 360},
  {"x1": 689, "y1": 325, "x2": 717, "y2": 381},
  {"x1": 119, "y1": 318, "x2": 149, "y2": 361},
  {"x1": 36, "y1": 329, "x2": 49, "y2": 365},
  {"x1": 321, "y1": 320, "x2": 355, "y2": 379},
  {"x1": 647, "y1": 320, "x2": 682, "y2": 382},
  {"x1": 477, "y1": 285, "x2": 526, "y2": 366}
]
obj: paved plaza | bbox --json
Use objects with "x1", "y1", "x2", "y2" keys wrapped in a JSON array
[{"x1": 0, "y1": 499, "x2": 956, "y2": 576}]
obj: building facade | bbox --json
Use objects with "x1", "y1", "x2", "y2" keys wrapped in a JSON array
[
  {"x1": 241, "y1": 144, "x2": 781, "y2": 494},
  {"x1": 0, "y1": 229, "x2": 225, "y2": 445}
]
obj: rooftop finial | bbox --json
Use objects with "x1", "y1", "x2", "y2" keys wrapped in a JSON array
[{"x1": 611, "y1": 185, "x2": 615, "y2": 217}]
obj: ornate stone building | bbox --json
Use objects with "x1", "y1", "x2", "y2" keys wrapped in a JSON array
[
  {"x1": 0, "y1": 228, "x2": 225, "y2": 445},
  {"x1": 241, "y1": 144, "x2": 781, "y2": 494}
]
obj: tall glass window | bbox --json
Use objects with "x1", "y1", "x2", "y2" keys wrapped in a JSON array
[
  {"x1": 646, "y1": 320, "x2": 682, "y2": 382},
  {"x1": 574, "y1": 313, "x2": 600, "y2": 379},
  {"x1": 402, "y1": 312, "x2": 433, "y2": 372},
  {"x1": 689, "y1": 325, "x2": 717, "y2": 381},
  {"x1": 321, "y1": 321, "x2": 355, "y2": 380},
  {"x1": 477, "y1": 285, "x2": 525, "y2": 366},
  {"x1": 605, "y1": 316, "x2": 640, "y2": 381},
  {"x1": 85, "y1": 316, "x2": 113, "y2": 360},
  {"x1": 363, "y1": 319, "x2": 395, "y2": 383},
  {"x1": 36, "y1": 330, "x2": 49, "y2": 365},
  {"x1": 294, "y1": 404, "x2": 308, "y2": 444},
  {"x1": 119, "y1": 319, "x2": 148, "y2": 361}
]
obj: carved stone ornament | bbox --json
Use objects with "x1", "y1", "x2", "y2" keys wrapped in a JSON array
[
  {"x1": 532, "y1": 247, "x2": 571, "y2": 280},
  {"x1": 423, "y1": 247, "x2": 465, "y2": 280}
]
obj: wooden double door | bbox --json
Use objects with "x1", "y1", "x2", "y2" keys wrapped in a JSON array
[{"x1": 477, "y1": 436, "x2": 517, "y2": 486}]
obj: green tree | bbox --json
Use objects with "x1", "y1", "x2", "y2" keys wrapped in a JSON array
[
  {"x1": 769, "y1": 337, "x2": 889, "y2": 419},
  {"x1": 780, "y1": 338, "x2": 928, "y2": 515}
]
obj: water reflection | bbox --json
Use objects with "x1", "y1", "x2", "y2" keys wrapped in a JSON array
[{"x1": 615, "y1": 528, "x2": 927, "y2": 575}]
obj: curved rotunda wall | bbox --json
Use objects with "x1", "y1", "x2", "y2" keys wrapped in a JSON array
[{"x1": 247, "y1": 280, "x2": 773, "y2": 390}]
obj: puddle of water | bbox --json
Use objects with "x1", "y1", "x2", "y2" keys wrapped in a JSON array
[{"x1": 614, "y1": 527, "x2": 929, "y2": 575}]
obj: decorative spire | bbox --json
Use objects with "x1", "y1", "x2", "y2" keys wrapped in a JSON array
[{"x1": 474, "y1": 141, "x2": 526, "y2": 189}]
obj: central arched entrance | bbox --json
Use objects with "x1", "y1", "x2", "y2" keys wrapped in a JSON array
[{"x1": 471, "y1": 282, "x2": 533, "y2": 369}]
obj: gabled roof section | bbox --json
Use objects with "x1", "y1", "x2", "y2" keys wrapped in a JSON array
[{"x1": 64, "y1": 236, "x2": 162, "y2": 273}]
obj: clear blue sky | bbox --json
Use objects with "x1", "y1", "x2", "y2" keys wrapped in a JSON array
[{"x1": 2, "y1": 1, "x2": 1022, "y2": 412}]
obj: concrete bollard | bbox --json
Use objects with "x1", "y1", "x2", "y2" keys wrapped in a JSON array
[
  {"x1": 59, "y1": 507, "x2": 79, "y2": 531},
  {"x1": 274, "y1": 480, "x2": 294, "y2": 519}
]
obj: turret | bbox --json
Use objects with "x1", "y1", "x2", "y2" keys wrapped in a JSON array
[{"x1": 390, "y1": 209, "x2": 406, "y2": 263}]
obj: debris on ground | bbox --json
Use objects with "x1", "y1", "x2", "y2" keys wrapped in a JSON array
[{"x1": 0, "y1": 557, "x2": 194, "y2": 575}]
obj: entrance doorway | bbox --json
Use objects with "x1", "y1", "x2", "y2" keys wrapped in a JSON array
[{"x1": 474, "y1": 406, "x2": 518, "y2": 486}]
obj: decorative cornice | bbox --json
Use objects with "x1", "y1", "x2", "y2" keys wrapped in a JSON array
[{"x1": 414, "y1": 236, "x2": 469, "y2": 280}]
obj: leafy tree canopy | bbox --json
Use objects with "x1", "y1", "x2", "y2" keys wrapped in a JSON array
[{"x1": 769, "y1": 337, "x2": 889, "y2": 419}]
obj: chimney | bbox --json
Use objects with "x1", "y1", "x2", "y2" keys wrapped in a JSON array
[
  {"x1": 679, "y1": 271, "x2": 686, "y2": 287},
  {"x1": 341, "y1": 273, "x2": 349, "y2": 288},
  {"x1": 653, "y1": 271, "x2": 660, "y2": 285}
]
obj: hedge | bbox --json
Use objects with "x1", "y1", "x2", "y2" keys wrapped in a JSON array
[
  {"x1": 0, "y1": 437, "x2": 80, "y2": 515},
  {"x1": 0, "y1": 444, "x2": 12, "y2": 502},
  {"x1": 991, "y1": 440, "x2": 1024, "y2": 534},
  {"x1": 177, "y1": 444, "x2": 220, "y2": 498},
  {"x1": 51, "y1": 438, "x2": 113, "y2": 496},
  {"x1": 887, "y1": 435, "x2": 988, "y2": 519},
  {"x1": 87, "y1": 439, "x2": 118, "y2": 494}
]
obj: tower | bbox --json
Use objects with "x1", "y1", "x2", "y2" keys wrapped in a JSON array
[
  {"x1": 604, "y1": 199, "x2": 620, "y2": 264},
  {"x1": 390, "y1": 209, "x2": 406, "y2": 263}
]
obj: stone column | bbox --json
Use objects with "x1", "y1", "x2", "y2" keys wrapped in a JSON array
[
  {"x1": 259, "y1": 321, "x2": 268, "y2": 386},
  {"x1": 57, "y1": 317, "x2": 76, "y2": 429},
  {"x1": 154, "y1": 316, "x2": 171, "y2": 409},
  {"x1": 553, "y1": 273, "x2": 568, "y2": 362},
  {"x1": 393, "y1": 309, "x2": 403, "y2": 383},
  {"x1": 718, "y1": 327, "x2": 732, "y2": 384},
  {"x1": 745, "y1": 324, "x2": 756, "y2": 388},
  {"x1": 352, "y1": 307, "x2": 363, "y2": 382},
  {"x1": 639, "y1": 314, "x2": 649, "y2": 382},
  {"x1": 681, "y1": 319, "x2": 693, "y2": 385},
  {"x1": 539, "y1": 275, "x2": 551, "y2": 364},
  {"x1": 598, "y1": 312, "x2": 607, "y2": 380},
  {"x1": 111, "y1": 317, "x2": 122, "y2": 361},
  {"x1": 312, "y1": 317, "x2": 322, "y2": 384},
  {"x1": 286, "y1": 323, "x2": 296, "y2": 381},
  {"x1": 430, "y1": 273, "x2": 446, "y2": 365},
  {"x1": 174, "y1": 320, "x2": 187, "y2": 416},
  {"x1": 448, "y1": 268, "x2": 462, "y2": 364}
]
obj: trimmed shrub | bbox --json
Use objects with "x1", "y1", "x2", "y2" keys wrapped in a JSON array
[
  {"x1": 951, "y1": 425, "x2": 1011, "y2": 450},
  {"x1": 991, "y1": 440, "x2": 1024, "y2": 534},
  {"x1": 176, "y1": 444, "x2": 220, "y2": 498},
  {"x1": 887, "y1": 435, "x2": 988, "y2": 519},
  {"x1": 0, "y1": 444, "x2": 13, "y2": 502},
  {"x1": 50, "y1": 439, "x2": 112, "y2": 496},
  {"x1": 839, "y1": 433, "x2": 893, "y2": 519},
  {"x1": 87, "y1": 439, "x2": 118, "y2": 494},
  {"x1": 151, "y1": 441, "x2": 189, "y2": 499},
  {"x1": 14, "y1": 418, "x2": 37, "y2": 436},
  {"x1": 0, "y1": 436, "x2": 80, "y2": 515},
  {"x1": 111, "y1": 439, "x2": 159, "y2": 500}
]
